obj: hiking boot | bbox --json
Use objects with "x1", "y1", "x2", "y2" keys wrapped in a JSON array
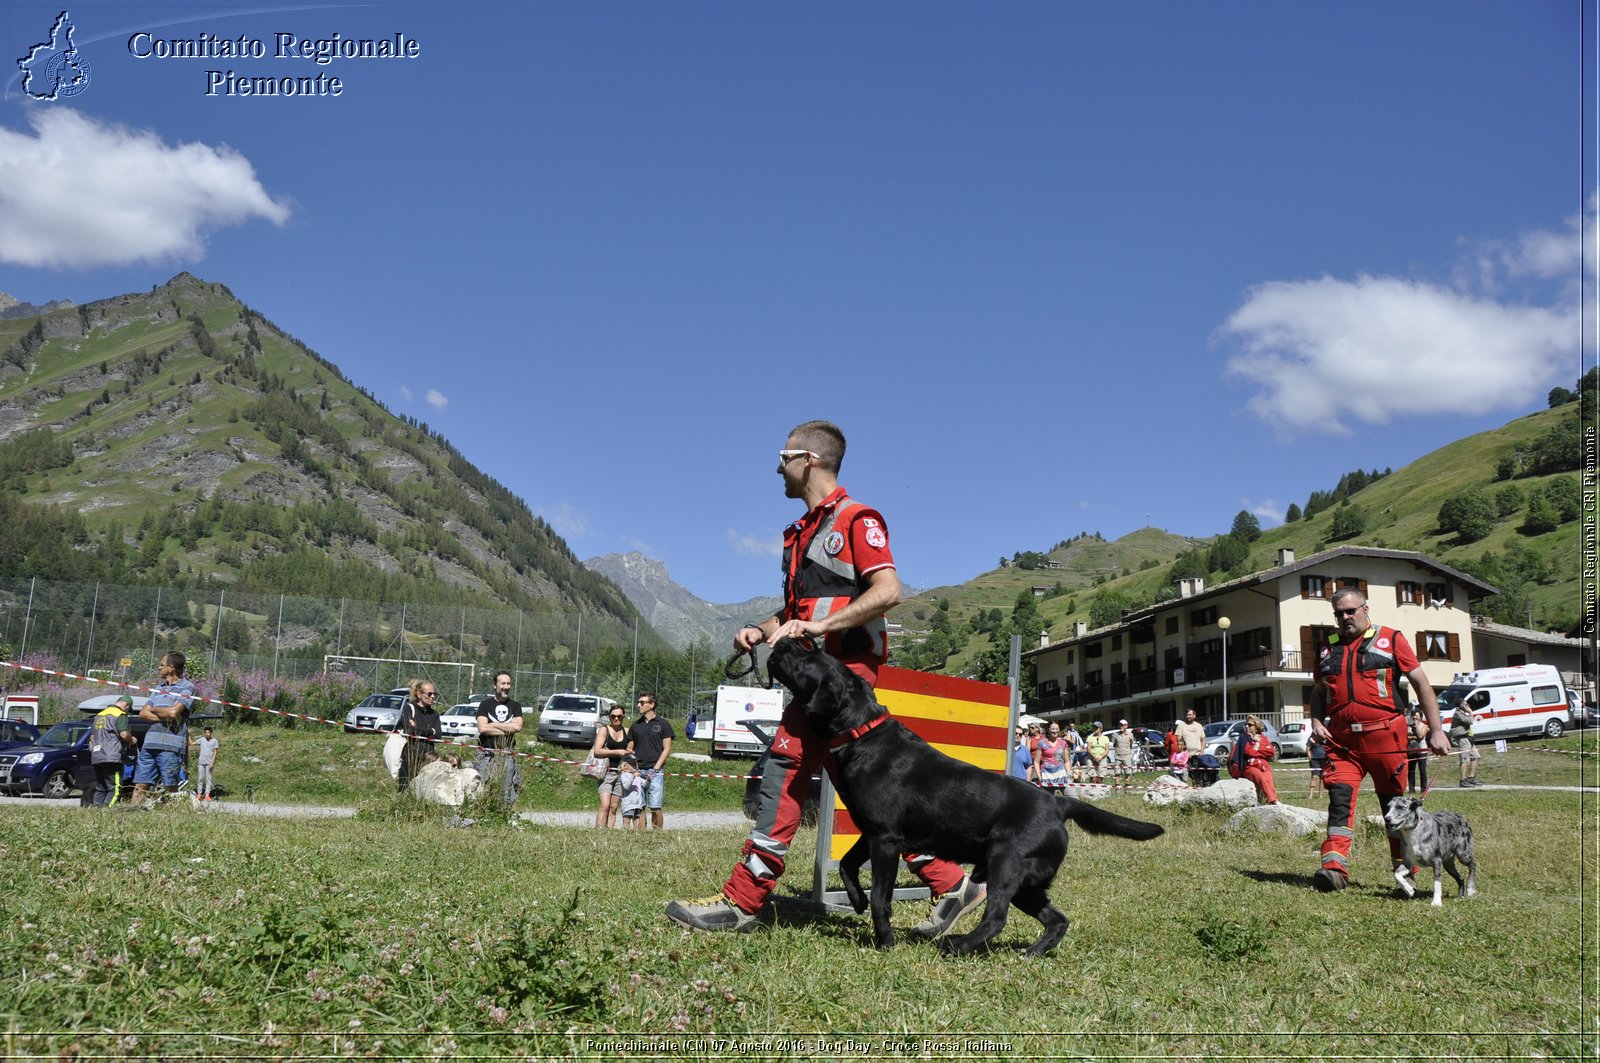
[
  {"x1": 665, "y1": 896, "x2": 760, "y2": 934},
  {"x1": 1312, "y1": 868, "x2": 1348, "y2": 892},
  {"x1": 909, "y1": 875, "x2": 987, "y2": 939}
]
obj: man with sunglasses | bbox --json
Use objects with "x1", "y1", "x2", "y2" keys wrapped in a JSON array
[
  {"x1": 1308, "y1": 588, "x2": 1449, "y2": 893},
  {"x1": 667, "y1": 420, "x2": 981, "y2": 936},
  {"x1": 628, "y1": 692, "x2": 673, "y2": 829}
]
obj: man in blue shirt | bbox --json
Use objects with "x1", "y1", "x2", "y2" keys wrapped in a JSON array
[
  {"x1": 128, "y1": 651, "x2": 195, "y2": 808},
  {"x1": 1010, "y1": 726, "x2": 1034, "y2": 782}
]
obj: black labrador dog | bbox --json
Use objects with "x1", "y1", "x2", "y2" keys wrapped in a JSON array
[{"x1": 767, "y1": 637, "x2": 1163, "y2": 956}]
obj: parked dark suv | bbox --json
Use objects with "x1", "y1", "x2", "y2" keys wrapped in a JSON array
[
  {"x1": 0, "y1": 717, "x2": 130, "y2": 797},
  {"x1": 0, "y1": 708, "x2": 215, "y2": 797}
]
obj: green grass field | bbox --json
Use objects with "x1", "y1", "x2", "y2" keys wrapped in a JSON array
[{"x1": 1, "y1": 727, "x2": 1594, "y2": 1060}]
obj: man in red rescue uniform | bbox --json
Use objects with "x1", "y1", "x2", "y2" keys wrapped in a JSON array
[
  {"x1": 666, "y1": 420, "x2": 983, "y2": 934},
  {"x1": 1308, "y1": 588, "x2": 1450, "y2": 893}
]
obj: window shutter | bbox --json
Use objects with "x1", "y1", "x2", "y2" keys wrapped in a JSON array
[
  {"x1": 1358, "y1": 579, "x2": 1369, "y2": 597},
  {"x1": 1394, "y1": 584, "x2": 1403, "y2": 608},
  {"x1": 1300, "y1": 577, "x2": 1310, "y2": 600},
  {"x1": 1447, "y1": 632, "x2": 1460, "y2": 662},
  {"x1": 1415, "y1": 631, "x2": 1428, "y2": 661},
  {"x1": 1300, "y1": 626, "x2": 1314, "y2": 665}
]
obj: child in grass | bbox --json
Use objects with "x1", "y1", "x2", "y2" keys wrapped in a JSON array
[{"x1": 618, "y1": 756, "x2": 647, "y2": 828}]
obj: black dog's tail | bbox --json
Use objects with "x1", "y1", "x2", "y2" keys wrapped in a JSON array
[{"x1": 1059, "y1": 796, "x2": 1164, "y2": 840}]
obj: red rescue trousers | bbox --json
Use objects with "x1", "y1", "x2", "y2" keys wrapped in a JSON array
[
  {"x1": 722, "y1": 660, "x2": 966, "y2": 914},
  {"x1": 1319, "y1": 707, "x2": 1410, "y2": 877}
]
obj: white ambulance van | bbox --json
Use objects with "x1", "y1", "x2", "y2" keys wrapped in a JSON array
[
  {"x1": 711, "y1": 684, "x2": 786, "y2": 758},
  {"x1": 1434, "y1": 664, "x2": 1573, "y2": 741}
]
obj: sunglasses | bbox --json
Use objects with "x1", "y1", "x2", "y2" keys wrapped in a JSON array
[
  {"x1": 1334, "y1": 607, "x2": 1365, "y2": 617},
  {"x1": 778, "y1": 449, "x2": 817, "y2": 465}
]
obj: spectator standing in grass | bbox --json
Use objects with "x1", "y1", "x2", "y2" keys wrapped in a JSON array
[
  {"x1": 1406, "y1": 712, "x2": 1430, "y2": 793},
  {"x1": 592, "y1": 706, "x2": 633, "y2": 828},
  {"x1": 1111, "y1": 719, "x2": 1137, "y2": 788},
  {"x1": 474, "y1": 670, "x2": 524, "y2": 811},
  {"x1": 128, "y1": 652, "x2": 194, "y2": 809},
  {"x1": 1065, "y1": 722, "x2": 1088, "y2": 782},
  {"x1": 627, "y1": 692, "x2": 674, "y2": 830},
  {"x1": 1035, "y1": 722, "x2": 1069, "y2": 788},
  {"x1": 395, "y1": 679, "x2": 444, "y2": 793},
  {"x1": 1085, "y1": 721, "x2": 1111, "y2": 783},
  {"x1": 1175, "y1": 708, "x2": 1206, "y2": 758},
  {"x1": 618, "y1": 755, "x2": 647, "y2": 827},
  {"x1": 1024, "y1": 723, "x2": 1044, "y2": 783},
  {"x1": 1450, "y1": 704, "x2": 1480, "y2": 788},
  {"x1": 195, "y1": 726, "x2": 219, "y2": 802},
  {"x1": 1010, "y1": 726, "x2": 1033, "y2": 782}
]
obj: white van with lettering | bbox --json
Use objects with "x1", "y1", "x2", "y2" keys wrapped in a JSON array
[{"x1": 1435, "y1": 664, "x2": 1572, "y2": 741}]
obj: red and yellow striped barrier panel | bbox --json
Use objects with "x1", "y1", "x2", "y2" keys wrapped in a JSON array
[{"x1": 827, "y1": 665, "x2": 1010, "y2": 862}]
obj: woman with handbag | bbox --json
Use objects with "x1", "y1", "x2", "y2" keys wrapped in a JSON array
[
  {"x1": 592, "y1": 707, "x2": 633, "y2": 828},
  {"x1": 394, "y1": 678, "x2": 444, "y2": 793}
]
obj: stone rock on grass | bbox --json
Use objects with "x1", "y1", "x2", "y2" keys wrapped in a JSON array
[
  {"x1": 1222, "y1": 801, "x2": 1324, "y2": 836},
  {"x1": 1142, "y1": 777, "x2": 1257, "y2": 810}
]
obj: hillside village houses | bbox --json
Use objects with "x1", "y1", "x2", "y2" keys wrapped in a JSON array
[{"x1": 1022, "y1": 545, "x2": 1593, "y2": 731}]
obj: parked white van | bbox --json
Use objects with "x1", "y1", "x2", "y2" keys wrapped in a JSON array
[
  {"x1": 535, "y1": 693, "x2": 618, "y2": 747},
  {"x1": 1435, "y1": 664, "x2": 1572, "y2": 741}
]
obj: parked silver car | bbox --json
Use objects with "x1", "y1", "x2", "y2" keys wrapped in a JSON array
[
  {"x1": 1203, "y1": 718, "x2": 1280, "y2": 759},
  {"x1": 343, "y1": 693, "x2": 407, "y2": 734}
]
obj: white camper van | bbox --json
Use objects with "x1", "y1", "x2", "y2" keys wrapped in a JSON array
[
  {"x1": 711, "y1": 684, "x2": 786, "y2": 758},
  {"x1": 1435, "y1": 664, "x2": 1572, "y2": 741}
]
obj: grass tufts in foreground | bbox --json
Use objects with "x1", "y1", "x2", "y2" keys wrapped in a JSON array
[{"x1": 0, "y1": 781, "x2": 1592, "y2": 1060}]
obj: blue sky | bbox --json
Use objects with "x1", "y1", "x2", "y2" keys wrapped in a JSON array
[{"x1": 0, "y1": 2, "x2": 1591, "y2": 605}]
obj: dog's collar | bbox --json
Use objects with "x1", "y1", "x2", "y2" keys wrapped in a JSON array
[{"x1": 828, "y1": 713, "x2": 892, "y2": 749}]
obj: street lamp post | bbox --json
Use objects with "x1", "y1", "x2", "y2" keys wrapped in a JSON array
[{"x1": 1218, "y1": 616, "x2": 1231, "y2": 718}]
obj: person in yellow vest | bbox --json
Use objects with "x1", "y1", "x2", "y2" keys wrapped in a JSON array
[{"x1": 87, "y1": 696, "x2": 135, "y2": 807}]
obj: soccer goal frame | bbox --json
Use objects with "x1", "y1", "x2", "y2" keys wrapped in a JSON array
[{"x1": 324, "y1": 654, "x2": 479, "y2": 704}]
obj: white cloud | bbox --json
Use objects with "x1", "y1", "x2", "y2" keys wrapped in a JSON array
[
  {"x1": 1222, "y1": 275, "x2": 1573, "y2": 433},
  {"x1": 1490, "y1": 193, "x2": 1595, "y2": 282},
  {"x1": 727, "y1": 529, "x2": 780, "y2": 558},
  {"x1": 399, "y1": 385, "x2": 413, "y2": 401},
  {"x1": 1247, "y1": 500, "x2": 1284, "y2": 525},
  {"x1": 0, "y1": 109, "x2": 289, "y2": 269},
  {"x1": 425, "y1": 388, "x2": 448, "y2": 409},
  {"x1": 546, "y1": 503, "x2": 589, "y2": 540}
]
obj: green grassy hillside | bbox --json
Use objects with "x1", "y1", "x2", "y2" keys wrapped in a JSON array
[{"x1": 0, "y1": 274, "x2": 641, "y2": 636}]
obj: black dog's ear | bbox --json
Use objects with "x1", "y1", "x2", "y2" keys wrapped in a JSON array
[{"x1": 802, "y1": 652, "x2": 878, "y2": 734}]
